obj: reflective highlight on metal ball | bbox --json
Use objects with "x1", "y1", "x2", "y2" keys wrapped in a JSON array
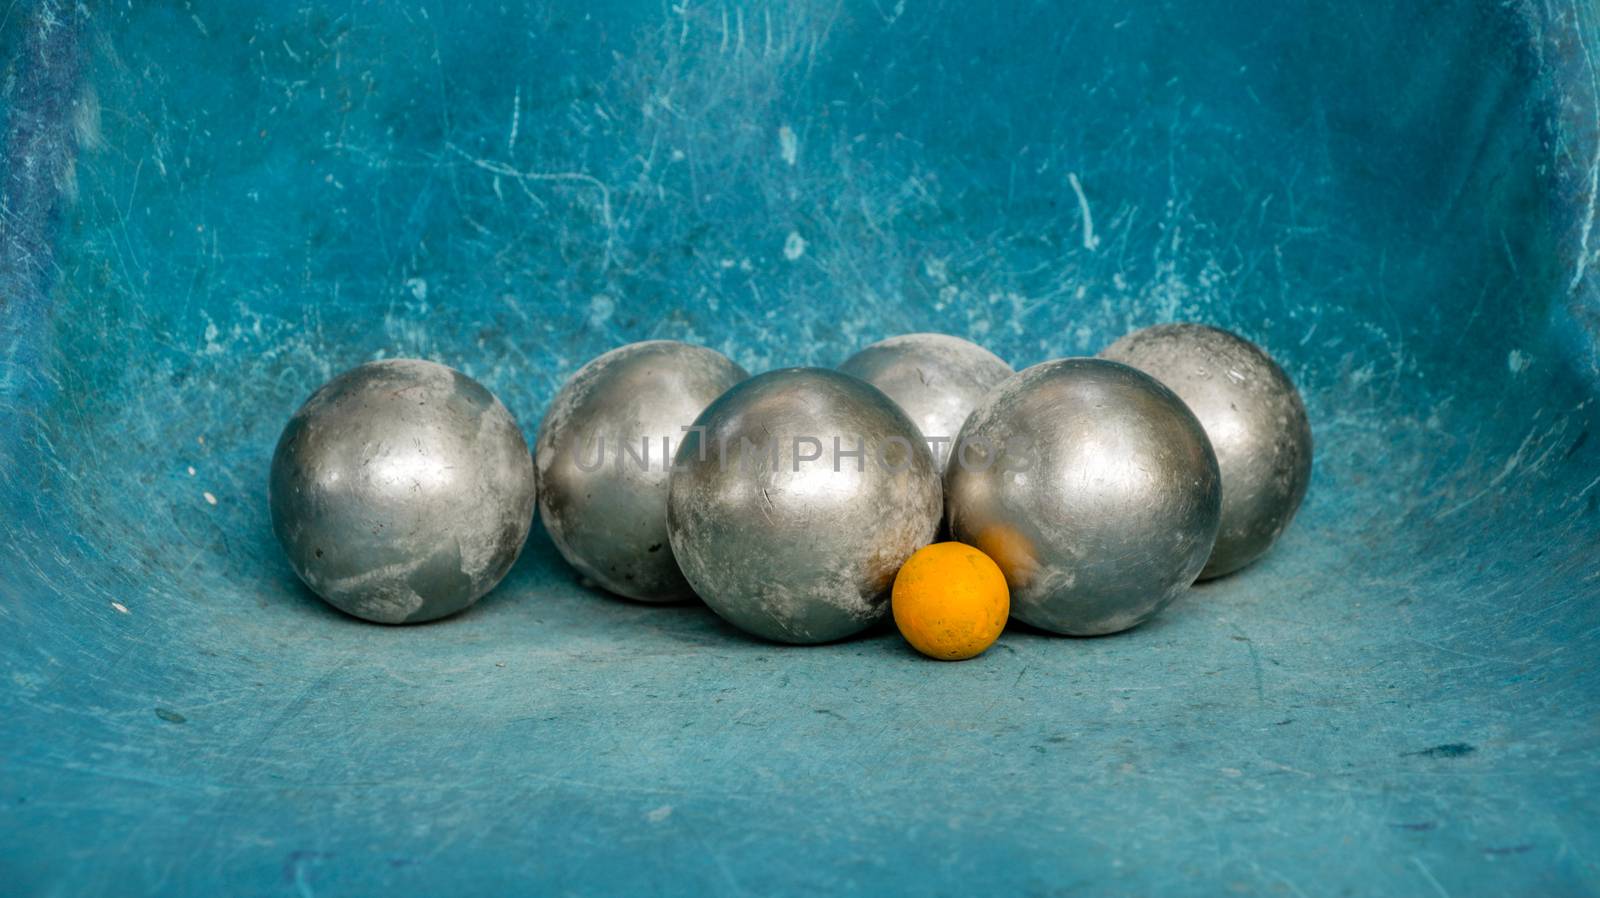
[
  {"x1": 838, "y1": 333, "x2": 1013, "y2": 470},
  {"x1": 1101, "y1": 324, "x2": 1312, "y2": 579},
  {"x1": 667, "y1": 368, "x2": 944, "y2": 644},
  {"x1": 945, "y1": 358, "x2": 1221, "y2": 636},
  {"x1": 269, "y1": 359, "x2": 538, "y2": 624},
  {"x1": 535, "y1": 341, "x2": 748, "y2": 602}
]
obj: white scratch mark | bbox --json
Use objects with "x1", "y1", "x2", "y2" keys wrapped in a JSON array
[
  {"x1": 203, "y1": 492, "x2": 217, "y2": 506},
  {"x1": 451, "y1": 146, "x2": 617, "y2": 272},
  {"x1": 1436, "y1": 429, "x2": 1536, "y2": 519},
  {"x1": 1067, "y1": 172, "x2": 1100, "y2": 250},
  {"x1": 1490, "y1": 431, "x2": 1536, "y2": 487},
  {"x1": 778, "y1": 124, "x2": 798, "y2": 166},
  {"x1": 1569, "y1": 10, "x2": 1600, "y2": 294},
  {"x1": 507, "y1": 85, "x2": 521, "y2": 154},
  {"x1": 1260, "y1": 759, "x2": 1315, "y2": 778},
  {"x1": 1411, "y1": 856, "x2": 1451, "y2": 898},
  {"x1": 1575, "y1": 473, "x2": 1600, "y2": 503},
  {"x1": 783, "y1": 231, "x2": 807, "y2": 261},
  {"x1": 111, "y1": 602, "x2": 129, "y2": 615},
  {"x1": 1259, "y1": 865, "x2": 1311, "y2": 898}
]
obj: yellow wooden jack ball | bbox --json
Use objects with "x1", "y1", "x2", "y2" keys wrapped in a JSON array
[{"x1": 892, "y1": 542, "x2": 1010, "y2": 661}]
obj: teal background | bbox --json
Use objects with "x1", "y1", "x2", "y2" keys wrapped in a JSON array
[{"x1": 2, "y1": 0, "x2": 1599, "y2": 894}]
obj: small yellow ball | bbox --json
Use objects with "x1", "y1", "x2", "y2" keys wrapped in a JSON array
[{"x1": 892, "y1": 542, "x2": 1010, "y2": 661}]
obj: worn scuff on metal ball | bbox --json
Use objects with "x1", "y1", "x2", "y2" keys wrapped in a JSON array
[
  {"x1": 838, "y1": 333, "x2": 1014, "y2": 470},
  {"x1": 1100, "y1": 323, "x2": 1312, "y2": 579},
  {"x1": 667, "y1": 367, "x2": 944, "y2": 644},
  {"x1": 269, "y1": 359, "x2": 537, "y2": 624},
  {"x1": 945, "y1": 358, "x2": 1221, "y2": 636},
  {"x1": 535, "y1": 340, "x2": 748, "y2": 602}
]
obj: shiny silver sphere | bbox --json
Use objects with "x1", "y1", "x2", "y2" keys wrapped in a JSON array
[
  {"x1": 945, "y1": 358, "x2": 1220, "y2": 636},
  {"x1": 269, "y1": 359, "x2": 537, "y2": 624},
  {"x1": 1101, "y1": 324, "x2": 1312, "y2": 579},
  {"x1": 535, "y1": 341, "x2": 748, "y2": 602},
  {"x1": 667, "y1": 368, "x2": 943, "y2": 644},
  {"x1": 838, "y1": 333, "x2": 1014, "y2": 469}
]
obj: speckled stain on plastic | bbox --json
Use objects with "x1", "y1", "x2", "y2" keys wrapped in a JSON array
[{"x1": 1, "y1": 0, "x2": 1598, "y2": 895}]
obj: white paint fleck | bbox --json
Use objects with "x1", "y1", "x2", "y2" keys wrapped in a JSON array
[
  {"x1": 588, "y1": 293, "x2": 615, "y2": 327},
  {"x1": 405, "y1": 278, "x2": 428, "y2": 302},
  {"x1": 778, "y1": 124, "x2": 798, "y2": 166},
  {"x1": 646, "y1": 805, "x2": 673, "y2": 823},
  {"x1": 111, "y1": 602, "x2": 129, "y2": 614},
  {"x1": 783, "y1": 231, "x2": 807, "y2": 261},
  {"x1": 202, "y1": 321, "x2": 223, "y2": 355},
  {"x1": 1507, "y1": 349, "x2": 1530, "y2": 374},
  {"x1": 203, "y1": 491, "x2": 218, "y2": 506},
  {"x1": 187, "y1": 466, "x2": 196, "y2": 477}
]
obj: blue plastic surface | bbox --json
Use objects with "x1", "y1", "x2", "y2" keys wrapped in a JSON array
[{"x1": 3, "y1": 1, "x2": 1599, "y2": 894}]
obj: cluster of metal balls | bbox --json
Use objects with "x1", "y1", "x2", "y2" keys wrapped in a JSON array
[{"x1": 270, "y1": 325, "x2": 1312, "y2": 643}]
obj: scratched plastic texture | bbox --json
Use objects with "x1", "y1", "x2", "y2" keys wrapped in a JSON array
[{"x1": 2, "y1": 1, "x2": 1598, "y2": 895}]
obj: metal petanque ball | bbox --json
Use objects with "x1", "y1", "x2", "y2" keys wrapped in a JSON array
[
  {"x1": 535, "y1": 341, "x2": 749, "y2": 602},
  {"x1": 667, "y1": 368, "x2": 944, "y2": 644},
  {"x1": 838, "y1": 333, "x2": 1014, "y2": 469},
  {"x1": 269, "y1": 359, "x2": 538, "y2": 624},
  {"x1": 945, "y1": 358, "x2": 1221, "y2": 636},
  {"x1": 1100, "y1": 324, "x2": 1312, "y2": 579}
]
